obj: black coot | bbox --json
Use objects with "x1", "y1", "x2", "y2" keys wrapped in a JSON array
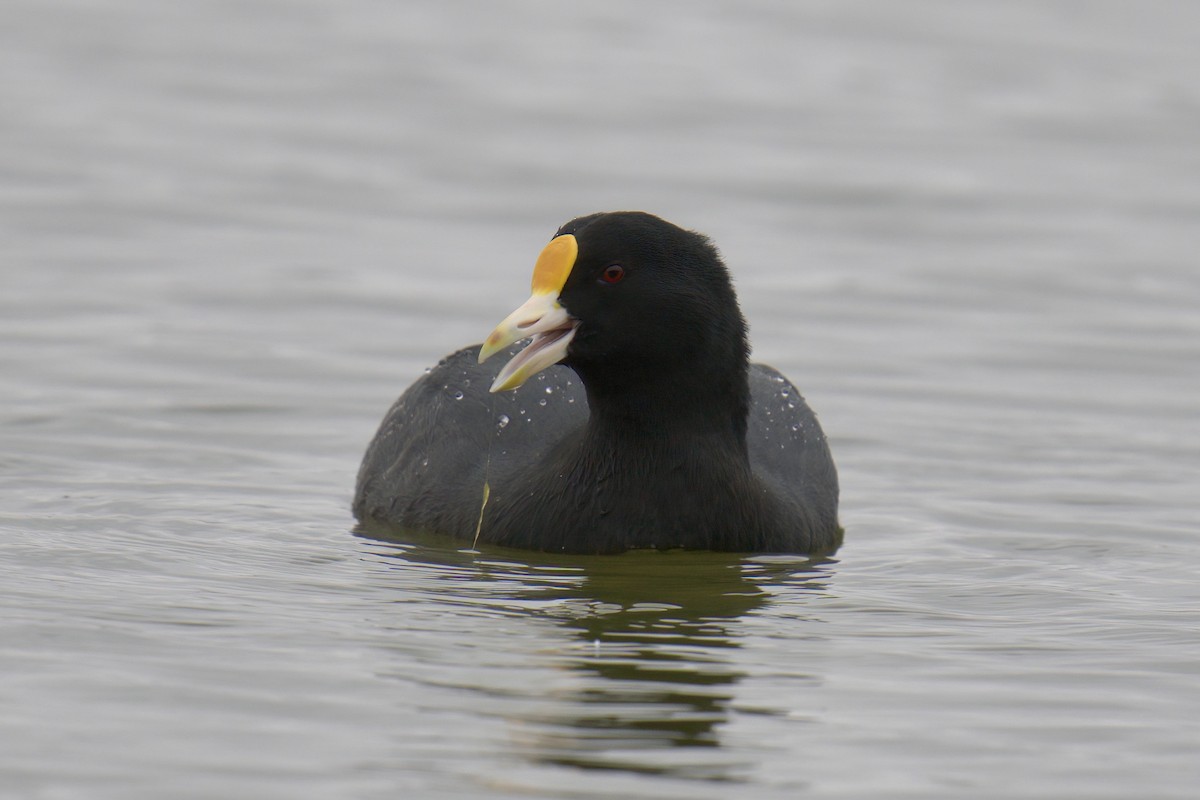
[{"x1": 354, "y1": 212, "x2": 840, "y2": 554}]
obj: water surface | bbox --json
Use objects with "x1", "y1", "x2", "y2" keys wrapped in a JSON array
[{"x1": 2, "y1": 1, "x2": 1199, "y2": 797}]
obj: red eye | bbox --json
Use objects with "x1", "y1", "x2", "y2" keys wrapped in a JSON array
[{"x1": 601, "y1": 264, "x2": 625, "y2": 284}]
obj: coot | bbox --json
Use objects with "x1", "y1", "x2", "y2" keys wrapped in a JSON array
[{"x1": 354, "y1": 212, "x2": 840, "y2": 554}]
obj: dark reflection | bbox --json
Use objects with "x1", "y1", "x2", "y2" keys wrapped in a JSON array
[
  {"x1": 526, "y1": 552, "x2": 779, "y2": 781},
  {"x1": 357, "y1": 523, "x2": 833, "y2": 782}
]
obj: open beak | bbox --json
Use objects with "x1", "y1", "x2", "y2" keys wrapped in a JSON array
[{"x1": 478, "y1": 234, "x2": 579, "y2": 393}]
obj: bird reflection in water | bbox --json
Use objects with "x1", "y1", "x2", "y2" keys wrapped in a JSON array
[{"x1": 358, "y1": 525, "x2": 833, "y2": 783}]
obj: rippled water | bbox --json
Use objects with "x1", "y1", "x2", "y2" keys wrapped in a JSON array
[{"x1": 3, "y1": 1, "x2": 1199, "y2": 798}]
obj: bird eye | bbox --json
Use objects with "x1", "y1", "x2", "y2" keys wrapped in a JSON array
[{"x1": 601, "y1": 264, "x2": 625, "y2": 284}]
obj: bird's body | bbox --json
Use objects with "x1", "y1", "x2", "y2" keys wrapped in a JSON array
[{"x1": 354, "y1": 212, "x2": 841, "y2": 555}]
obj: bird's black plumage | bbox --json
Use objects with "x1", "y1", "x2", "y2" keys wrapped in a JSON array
[{"x1": 354, "y1": 212, "x2": 841, "y2": 555}]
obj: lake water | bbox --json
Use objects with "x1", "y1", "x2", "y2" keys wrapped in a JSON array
[{"x1": 3, "y1": 1, "x2": 1198, "y2": 798}]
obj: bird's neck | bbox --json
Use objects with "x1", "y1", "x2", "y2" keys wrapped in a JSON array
[{"x1": 581, "y1": 361, "x2": 751, "y2": 452}]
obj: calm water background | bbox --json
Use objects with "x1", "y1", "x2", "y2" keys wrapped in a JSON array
[{"x1": 2, "y1": 1, "x2": 1198, "y2": 798}]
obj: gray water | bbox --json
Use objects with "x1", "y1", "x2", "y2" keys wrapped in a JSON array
[{"x1": 3, "y1": 1, "x2": 1199, "y2": 798}]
